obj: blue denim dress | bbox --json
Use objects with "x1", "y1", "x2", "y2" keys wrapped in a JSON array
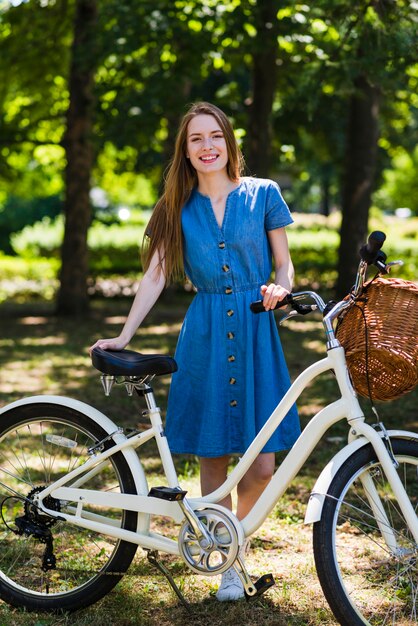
[{"x1": 165, "y1": 177, "x2": 300, "y2": 457}]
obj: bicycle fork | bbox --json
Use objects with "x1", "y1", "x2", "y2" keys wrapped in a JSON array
[{"x1": 350, "y1": 419, "x2": 418, "y2": 551}]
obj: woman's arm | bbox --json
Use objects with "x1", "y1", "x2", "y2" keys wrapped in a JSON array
[
  {"x1": 260, "y1": 227, "x2": 294, "y2": 311},
  {"x1": 89, "y1": 249, "x2": 166, "y2": 352}
]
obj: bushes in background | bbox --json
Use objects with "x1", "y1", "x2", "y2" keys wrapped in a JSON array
[{"x1": 11, "y1": 217, "x2": 146, "y2": 276}]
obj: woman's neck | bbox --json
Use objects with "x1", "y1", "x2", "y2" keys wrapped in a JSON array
[{"x1": 197, "y1": 172, "x2": 240, "y2": 200}]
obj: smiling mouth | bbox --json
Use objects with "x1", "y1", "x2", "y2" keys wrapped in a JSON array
[{"x1": 200, "y1": 155, "x2": 219, "y2": 163}]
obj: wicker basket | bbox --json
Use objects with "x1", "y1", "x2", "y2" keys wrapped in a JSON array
[{"x1": 336, "y1": 277, "x2": 418, "y2": 402}]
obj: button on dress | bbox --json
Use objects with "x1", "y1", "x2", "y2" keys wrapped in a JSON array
[{"x1": 165, "y1": 177, "x2": 300, "y2": 457}]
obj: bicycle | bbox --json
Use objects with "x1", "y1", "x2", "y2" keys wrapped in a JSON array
[{"x1": 0, "y1": 231, "x2": 416, "y2": 626}]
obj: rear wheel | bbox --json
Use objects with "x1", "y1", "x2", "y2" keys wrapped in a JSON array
[
  {"x1": 313, "y1": 439, "x2": 418, "y2": 626},
  {"x1": 0, "y1": 403, "x2": 138, "y2": 612}
]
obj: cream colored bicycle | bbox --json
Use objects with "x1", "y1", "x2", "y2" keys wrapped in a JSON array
[{"x1": 0, "y1": 231, "x2": 416, "y2": 626}]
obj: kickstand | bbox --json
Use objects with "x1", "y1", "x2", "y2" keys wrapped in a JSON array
[{"x1": 146, "y1": 550, "x2": 191, "y2": 611}]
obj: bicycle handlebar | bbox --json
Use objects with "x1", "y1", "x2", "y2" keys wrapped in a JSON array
[
  {"x1": 250, "y1": 230, "x2": 393, "y2": 317},
  {"x1": 250, "y1": 294, "x2": 320, "y2": 315},
  {"x1": 250, "y1": 294, "x2": 292, "y2": 314},
  {"x1": 359, "y1": 231, "x2": 386, "y2": 264}
]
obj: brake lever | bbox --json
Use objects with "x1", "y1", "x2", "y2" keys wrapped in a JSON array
[
  {"x1": 279, "y1": 304, "x2": 317, "y2": 326},
  {"x1": 385, "y1": 260, "x2": 404, "y2": 271},
  {"x1": 375, "y1": 258, "x2": 403, "y2": 275},
  {"x1": 279, "y1": 310, "x2": 299, "y2": 326}
]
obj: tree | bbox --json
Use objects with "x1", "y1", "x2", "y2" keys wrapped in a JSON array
[
  {"x1": 1, "y1": 0, "x2": 416, "y2": 308},
  {"x1": 335, "y1": 0, "x2": 417, "y2": 295},
  {"x1": 56, "y1": 0, "x2": 98, "y2": 315},
  {"x1": 243, "y1": 0, "x2": 281, "y2": 177},
  {"x1": 258, "y1": 1, "x2": 416, "y2": 293},
  {"x1": 336, "y1": 76, "x2": 380, "y2": 295}
]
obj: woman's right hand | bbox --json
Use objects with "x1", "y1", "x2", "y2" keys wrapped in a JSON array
[{"x1": 88, "y1": 336, "x2": 129, "y2": 356}]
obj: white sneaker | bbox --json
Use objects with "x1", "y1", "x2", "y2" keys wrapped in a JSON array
[{"x1": 216, "y1": 567, "x2": 245, "y2": 602}]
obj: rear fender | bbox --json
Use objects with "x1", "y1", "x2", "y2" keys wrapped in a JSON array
[{"x1": 0, "y1": 395, "x2": 149, "y2": 531}]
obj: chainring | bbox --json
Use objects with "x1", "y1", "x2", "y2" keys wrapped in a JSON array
[{"x1": 178, "y1": 508, "x2": 240, "y2": 575}]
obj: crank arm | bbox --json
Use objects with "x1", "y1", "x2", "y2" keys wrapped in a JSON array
[
  {"x1": 233, "y1": 555, "x2": 257, "y2": 596},
  {"x1": 234, "y1": 555, "x2": 276, "y2": 598}
]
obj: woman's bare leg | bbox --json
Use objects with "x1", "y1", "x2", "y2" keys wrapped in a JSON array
[
  {"x1": 236, "y1": 452, "x2": 275, "y2": 520},
  {"x1": 200, "y1": 455, "x2": 232, "y2": 510}
]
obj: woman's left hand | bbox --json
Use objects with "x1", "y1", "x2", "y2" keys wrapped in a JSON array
[{"x1": 260, "y1": 283, "x2": 290, "y2": 311}]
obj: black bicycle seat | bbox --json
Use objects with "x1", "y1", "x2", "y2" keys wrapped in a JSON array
[{"x1": 91, "y1": 347, "x2": 178, "y2": 377}]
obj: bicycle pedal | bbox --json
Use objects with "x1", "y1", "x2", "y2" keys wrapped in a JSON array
[
  {"x1": 245, "y1": 573, "x2": 275, "y2": 599},
  {"x1": 148, "y1": 486, "x2": 187, "y2": 501}
]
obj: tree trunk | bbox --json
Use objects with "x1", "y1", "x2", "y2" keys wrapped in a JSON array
[
  {"x1": 56, "y1": 0, "x2": 97, "y2": 315},
  {"x1": 246, "y1": 0, "x2": 279, "y2": 177},
  {"x1": 336, "y1": 75, "x2": 380, "y2": 298},
  {"x1": 320, "y1": 165, "x2": 331, "y2": 217}
]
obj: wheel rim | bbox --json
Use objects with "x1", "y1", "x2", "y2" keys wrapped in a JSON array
[
  {"x1": 0, "y1": 415, "x2": 130, "y2": 597},
  {"x1": 332, "y1": 454, "x2": 418, "y2": 625}
]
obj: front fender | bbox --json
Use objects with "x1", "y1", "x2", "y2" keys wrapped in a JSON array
[{"x1": 304, "y1": 430, "x2": 418, "y2": 524}]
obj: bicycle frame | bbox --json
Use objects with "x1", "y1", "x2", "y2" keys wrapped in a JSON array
[{"x1": 32, "y1": 341, "x2": 418, "y2": 556}]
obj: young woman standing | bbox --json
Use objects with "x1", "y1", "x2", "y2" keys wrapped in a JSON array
[{"x1": 90, "y1": 102, "x2": 300, "y2": 601}]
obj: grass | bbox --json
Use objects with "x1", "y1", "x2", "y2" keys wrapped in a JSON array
[{"x1": 0, "y1": 290, "x2": 417, "y2": 626}]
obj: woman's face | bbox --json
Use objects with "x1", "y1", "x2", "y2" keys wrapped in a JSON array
[{"x1": 186, "y1": 114, "x2": 229, "y2": 176}]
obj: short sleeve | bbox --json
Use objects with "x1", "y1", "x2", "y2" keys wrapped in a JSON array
[{"x1": 265, "y1": 182, "x2": 293, "y2": 231}]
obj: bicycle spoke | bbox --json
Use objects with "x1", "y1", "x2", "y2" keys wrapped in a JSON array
[{"x1": 0, "y1": 405, "x2": 138, "y2": 611}]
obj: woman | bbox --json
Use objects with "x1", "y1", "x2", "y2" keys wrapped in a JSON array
[{"x1": 90, "y1": 102, "x2": 300, "y2": 601}]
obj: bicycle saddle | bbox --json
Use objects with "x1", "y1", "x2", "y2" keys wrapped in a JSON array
[{"x1": 91, "y1": 347, "x2": 178, "y2": 377}]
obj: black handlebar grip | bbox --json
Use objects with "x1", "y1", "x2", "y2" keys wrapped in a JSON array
[
  {"x1": 250, "y1": 294, "x2": 291, "y2": 314},
  {"x1": 359, "y1": 231, "x2": 386, "y2": 263}
]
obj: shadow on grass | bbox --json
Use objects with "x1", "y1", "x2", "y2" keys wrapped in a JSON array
[{"x1": 0, "y1": 572, "x2": 333, "y2": 626}]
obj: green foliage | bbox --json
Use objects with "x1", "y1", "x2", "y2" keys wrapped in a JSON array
[
  {"x1": 0, "y1": 253, "x2": 58, "y2": 280},
  {"x1": 10, "y1": 216, "x2": 64, "y2": 258},
  {"x1": 288, "y1": 229, "x2": 339, "y2": 287},
  {"x1": 96, "y1": 146, "x2": 156, "y2": 208},
  {"x1": 374, "y1": 146, "x2": 418, "y2": 216},
  {"x1": 1, "y1": 0, "x2": 417, "y2": 226},
  {"x1": 0, "y1": 1, "x2": 72, "y2": 187},
  {"x1": 88, "y1": 222, "x2": 145, "y2": 274},
  {"x1": 11, "y1": 216, "x2": 146, "y2": 275},
  {"x1": 0, "y1": 195, "x2": 62, "y2": 254},
  {"x1": 0, "y1": 253, "x2": 59, "y2": 303}
]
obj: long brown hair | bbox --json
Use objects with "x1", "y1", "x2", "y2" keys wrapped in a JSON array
[{"x1": 142, "y1": 102, "x2": 245, "y2": 283}]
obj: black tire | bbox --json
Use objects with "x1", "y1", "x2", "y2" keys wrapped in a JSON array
[
  {"x1": 313, "y1": 438, "x2": 418, "y2": 626},
  {"x1": 0, "y1": 403, "x2": 138, "y2": 612}
]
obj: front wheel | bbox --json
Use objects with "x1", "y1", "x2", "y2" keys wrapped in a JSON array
[
  {"x1": 313, "y1": 438, "x2": 418, "y2": 626},
  {"x1": 0, "y1": 403, "x2": 138, "y2": 612}
]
